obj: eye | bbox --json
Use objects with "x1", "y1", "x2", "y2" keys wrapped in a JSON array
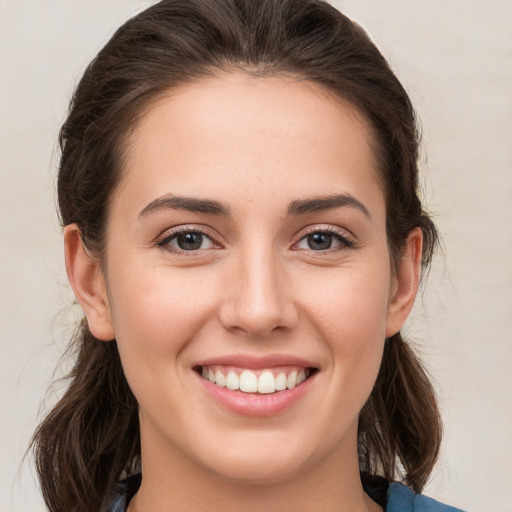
[
  {"x1": 158, "y1": 229, "x2": 217, "y2": 252},
  {"x1": 295, "y1": 228, "x2": 355, "y2": 252}
]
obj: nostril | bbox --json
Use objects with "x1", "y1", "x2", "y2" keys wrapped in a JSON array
[{"x1": 218, "y1": 278, "x2": 299, "y2": 338}]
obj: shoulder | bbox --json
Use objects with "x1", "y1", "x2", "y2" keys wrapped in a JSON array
[{"x1": 386, "y1": 482, "x2": 467, "y2": 512}]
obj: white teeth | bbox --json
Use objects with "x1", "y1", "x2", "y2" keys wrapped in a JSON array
[
  {"x1": 275, "y1": 372, "x2": 287, "y2": 391},
  {"x1": 239, "y1": 370, "x2": 258, "y2": 392},
  {"x1": 257, "y1": 370, "x2": 276, "y2": 394},
  {"x1": 215, "y1": 370, "x2": 226, "y2": 387},
  {"x1": 201, "y1": 366, "x2": 312, "y2": 393},
  {"x1": 225, "y1": 371, "x2": 239, "y2": 390},
  {"x1": 287, "y1": 371, "x2": 297, "y2": 389}
]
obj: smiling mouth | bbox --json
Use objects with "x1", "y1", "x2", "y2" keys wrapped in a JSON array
[{"x1": 194, "y1": 365, "x2": 317, "y2": 394}]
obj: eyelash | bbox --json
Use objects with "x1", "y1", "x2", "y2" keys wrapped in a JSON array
[
  {"x1": 156, "y1": 226, "x2": 220, "y2": 253},
  {"x1": 293, "y1": 226, "x2": 356, "y2": 253},
  {"x1": 156, "y1": 225, "x2": 356, "y2": 254}
]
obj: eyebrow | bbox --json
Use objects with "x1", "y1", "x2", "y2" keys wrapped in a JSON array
[
  {"x1": 139, "y1": 194, "x2": 232, "y2": 218},
  {"x1": 139, "y1": 192, "x2": 370, "y2": 220},
  {"x1": 287, "y1": 194, "x2": 371, "y2": 219}
]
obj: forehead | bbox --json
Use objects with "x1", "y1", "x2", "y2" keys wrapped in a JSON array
[{"x1": 115, "y1": 72, "x2": 383, "y2": 217}]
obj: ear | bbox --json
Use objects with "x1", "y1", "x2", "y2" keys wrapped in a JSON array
[
  {"x1": 64, "y1": 224, "x2": 115, "y2": 341},
  {"x1": 385, "y1": 227, "x2": 423, "y2": 338}
]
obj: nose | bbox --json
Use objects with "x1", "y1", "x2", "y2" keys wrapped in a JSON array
[{"x1": 219, "y1": 248, "x2": 298, "y2": 338}]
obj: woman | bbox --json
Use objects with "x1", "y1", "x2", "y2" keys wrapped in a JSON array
[{"x1": 31, "y1": 1, "x2": 467, "y2": 511}]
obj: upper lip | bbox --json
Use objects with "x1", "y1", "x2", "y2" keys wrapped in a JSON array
[{"x1": 194, "y1": 354, "x2": 317, "y2": 370}]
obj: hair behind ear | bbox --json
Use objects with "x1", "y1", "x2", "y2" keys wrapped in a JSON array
[
  {"x1": 31, "y1": 323, "x2": 139, "y2": 512},
  {"x1": 358, "y1": 332, "x2": 442, "y2": 493}
]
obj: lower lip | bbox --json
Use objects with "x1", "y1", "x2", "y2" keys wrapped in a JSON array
[{"x1": 195, "y1": 371, "x2": 316, "y2": 416}]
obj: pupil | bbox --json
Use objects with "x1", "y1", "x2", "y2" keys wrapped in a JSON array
[
  {"x1": 308, "y1": 233, "x2": 332, "y2": 250},
  {"x1": 177, "y1": 232, "x2": 203, "y2": 250}
]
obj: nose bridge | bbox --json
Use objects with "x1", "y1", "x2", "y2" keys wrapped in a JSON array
[{"x1": 220, "y1": 238, "x2": 296, "y2": 337}]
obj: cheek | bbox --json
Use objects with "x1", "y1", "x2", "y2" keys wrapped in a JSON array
[
  {"x1": 298, "y1": 260, "x2": 391, "y2": 389},
  {"x1": 106, "y1": 265, "x2": 219, "y2": 380},
  {"x1": 302, "y1": 261, "x2": 391, "y2": 340}
]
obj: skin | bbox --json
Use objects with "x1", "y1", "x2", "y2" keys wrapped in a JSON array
[{"x1": 65, "y1": 73, "x2": 422, "y2": 512}]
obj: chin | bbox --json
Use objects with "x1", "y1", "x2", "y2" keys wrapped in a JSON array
[
  {"x1": 193, "y1": 432, "x2": 323, "y2": 486},
  {"x1": 209, "y1": 455, "x2": 306, "y2": 486}
]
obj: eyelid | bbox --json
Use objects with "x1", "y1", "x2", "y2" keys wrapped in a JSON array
[
  {"x1": 156, "y1": 225, "x2": 223, "y2": 253},
  {"x1": 291, "y1": 224, "x2": 357, "y2": 251}
]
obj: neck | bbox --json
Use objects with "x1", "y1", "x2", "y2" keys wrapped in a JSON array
[{"x1": 129, "y1": 422, "x2": 381, "y2": 512}]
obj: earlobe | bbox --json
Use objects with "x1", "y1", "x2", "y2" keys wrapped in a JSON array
[
  {"x1": 64, "y1": 224, "x2": 115, "y2": 341},
  {"x1": 385, "y1": 227, "x2": 423, "y2": 338}
]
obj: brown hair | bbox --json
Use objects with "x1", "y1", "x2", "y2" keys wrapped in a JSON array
[{"x1": 32, "y1": 1, "x2": 441, "y2": 510}]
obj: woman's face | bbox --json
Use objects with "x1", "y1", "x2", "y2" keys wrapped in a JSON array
[{"x1": 75, "y1": 73, "x2": 419, "y2": 485}]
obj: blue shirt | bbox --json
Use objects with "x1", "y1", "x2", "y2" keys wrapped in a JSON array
[
  {"x1": 108, "y1": 475, "x2": 467, "y2": 511},
  {"x1": 386, "y1": 483, "x2": 466, "y2": 511}
]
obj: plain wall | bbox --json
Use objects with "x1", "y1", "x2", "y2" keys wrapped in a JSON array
[{"x1": 1, "y1": 1, "x2": 510, "y2": 511}]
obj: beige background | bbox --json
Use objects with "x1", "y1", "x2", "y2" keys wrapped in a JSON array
[{"x1": 1, "y1": 1, "x2": 511, "y2": 511}]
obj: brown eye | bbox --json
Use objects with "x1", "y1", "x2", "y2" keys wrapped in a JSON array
[
  {"x1": 307, "y1": 233, "x2": 333, "y2": 250},
  {"x1": 176, "y1": 232, "x2": 204, "y2": 251},
  {"x1": 295, "y1": 228, "x2": 355, "y2": 252},
  {"x1": 159, "y1": 230, "x2": 216, "y2": 252}
]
